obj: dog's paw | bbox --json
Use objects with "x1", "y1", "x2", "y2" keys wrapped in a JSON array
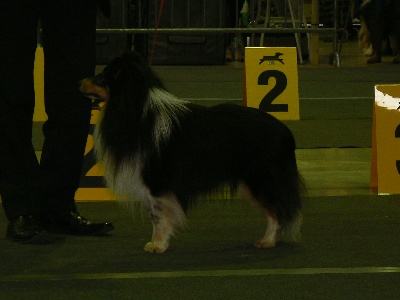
[
  {"x1": 254, "y1": 239, "x2": 276, "y2": 249},
  {"x1": 144, "y1": 241, "x2": 168, "y2": 253}
]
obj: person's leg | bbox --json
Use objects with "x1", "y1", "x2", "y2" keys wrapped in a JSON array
[
  {"x1": 0, "y1": 0, "x2": 44, "y2": 220},
  {"x1": 39, "y1": 0, "x2": 114, "y2": 235},
  {"x1": 0, "y1": 0, "x2": 57, "y2": 243},
  {"x1": 39, "y1": 0, "x2": 96, "y2": 214},
  {"x1": 363, "y1": 0, "x2": 385, "y2": 63},
  {"x1": 389, "y1": 0, "x2": 400, "y2": 63}
]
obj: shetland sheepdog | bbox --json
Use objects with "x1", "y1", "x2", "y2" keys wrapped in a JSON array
[{"x1": 80, "y1": 52, "x2": 304, "y2": 253}]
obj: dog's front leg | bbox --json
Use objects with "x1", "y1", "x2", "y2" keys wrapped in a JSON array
[
  {"x1": 144, "y1": 208, "x2": 172, "y2": 253},
  {"x1": 143, "y1": 194, "x2": 186, "y2": 253}
]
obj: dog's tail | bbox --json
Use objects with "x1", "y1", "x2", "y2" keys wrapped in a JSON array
[
  {"x1": 243, "y1": 150, "x2": 305, "y2": 243},
  {"x1": 278, "y1": 158, "x2": 305, "y2": 243},
  {"x1": 279, "y1": 199, "x2": 303, "y2": 243}
]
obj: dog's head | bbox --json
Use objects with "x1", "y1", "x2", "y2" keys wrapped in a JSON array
[{"x1": 80, "y1": 52, "x2": 163, "y2": 108}]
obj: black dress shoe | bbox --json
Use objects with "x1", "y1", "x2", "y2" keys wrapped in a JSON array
[
  {"x1": 7, "y1": 215, "x2": 58, "y2": 244},
  {"x1": 43, "y1": 210, "x2": 114, "y2": 236}
]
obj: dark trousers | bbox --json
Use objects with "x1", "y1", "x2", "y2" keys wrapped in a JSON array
[
  {"x1": 0, "y1": 0, "x2": 96, "y2": 220},
  {"x1": 363, "y1": 0, "x2": 400, "y2": 56}
]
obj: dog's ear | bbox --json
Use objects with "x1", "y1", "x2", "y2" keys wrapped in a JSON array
[
  {"x1": 112, "y1": 69, "x2": 122, "y2": 82},
  {"x1": 106, "y1": 51, "x2": 162, "y2": 117},
  {"x1": 108, "y1": 63, "x2": 148, "y2": 115}
]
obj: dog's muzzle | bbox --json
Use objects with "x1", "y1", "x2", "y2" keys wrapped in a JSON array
[
  {"x1": 82, "y1": 92, "x2": 106, "y2": 101},
  {"x1": 79, "y1": 79, "x2": 108, "y2": 102}
]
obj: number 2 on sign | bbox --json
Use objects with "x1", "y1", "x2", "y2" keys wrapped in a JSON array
[{"x1": 258, "y1": 70, "x2": 288, "y2": 112}]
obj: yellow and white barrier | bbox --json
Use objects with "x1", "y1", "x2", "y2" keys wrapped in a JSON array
[{"x1": 370, "y1": 84, "x2": 400, "y2": 194}]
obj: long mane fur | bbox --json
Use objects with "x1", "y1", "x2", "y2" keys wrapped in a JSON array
[{"x1": 93, "y1": 55, "x2": 190, "y2": 201}]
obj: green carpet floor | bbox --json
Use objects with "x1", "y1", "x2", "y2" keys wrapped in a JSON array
[{"x1": 1, "y1": 197, "x2": 400, "y2": 299}]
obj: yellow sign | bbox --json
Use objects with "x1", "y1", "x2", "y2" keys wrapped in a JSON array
[
  {"x1": 370, "y1": 84, "x2": 400, "y2": 194},
  {"x1": 244, "y1": 47, "x2": 299, "y2": 120},
  {"x1": 76, "y1": 106, "x2": 117, "y2": 201}
]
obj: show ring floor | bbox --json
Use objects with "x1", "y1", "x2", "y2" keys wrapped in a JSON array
[{"x1": 1, "y1": 41, "x2": 400, "y2": 299}]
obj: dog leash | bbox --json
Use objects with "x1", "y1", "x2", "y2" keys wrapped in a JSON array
[{"x1": 149, "y1": 0, "x2": 165, "y2": 66}]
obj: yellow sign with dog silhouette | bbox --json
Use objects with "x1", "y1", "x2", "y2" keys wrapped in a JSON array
[{"x1": 244, "y1": 47, "x2": 299, "y2": 120}]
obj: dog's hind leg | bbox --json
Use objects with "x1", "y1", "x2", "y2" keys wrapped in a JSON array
[
  {"x1": 239, "y1": 183, "x2": 281, "y2": 248},
  {"x1": 143, "y1": 193, "x2": 186, "y2": 253},
  {"x1": 254, "y1": 211, "x2": 280, "y2": 248}
]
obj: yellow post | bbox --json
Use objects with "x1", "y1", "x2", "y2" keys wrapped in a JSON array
[{"x1": 310, "y1": 0, "x2": 319, "y2": 66}]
